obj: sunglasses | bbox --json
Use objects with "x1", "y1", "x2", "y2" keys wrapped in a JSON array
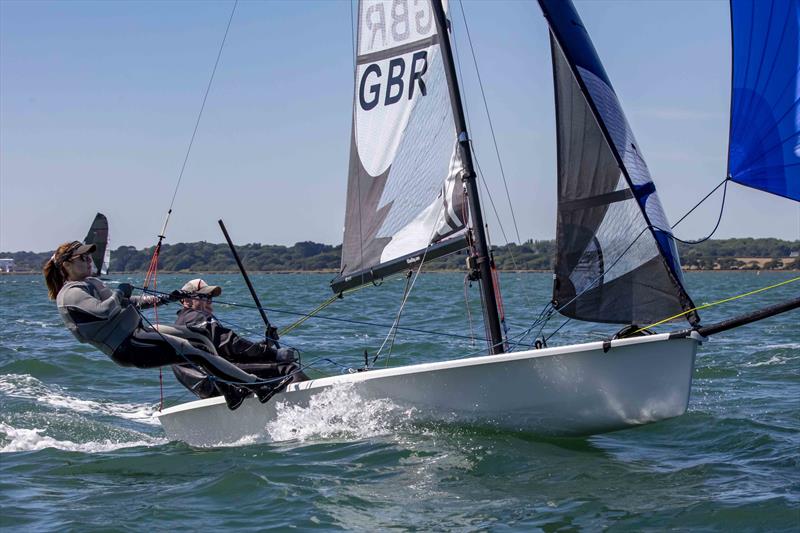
[{"x1": 68, "y1": 253, "x2": 92, "y2": 263}]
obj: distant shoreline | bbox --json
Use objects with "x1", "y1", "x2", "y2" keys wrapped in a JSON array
[
  {"x1": 2, "y1": 268, "x2": 795, "y2": 276},
  {"x1": 3, "y1": 237, "x2": 797, "y2": 273}
]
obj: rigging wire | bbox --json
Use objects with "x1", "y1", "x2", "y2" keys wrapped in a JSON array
[
  {"x1": 671, "y1": 177, "x2": 728, "y2": 230},
  {"x1": 373, "y1": 271, "x2": 414, "y2": 367},
  {"x1": 448, "y1": 4, "x2": 535, "y2": 322},
  {"x1": 143, "y1": 0, "x2": 238, "y2": 287},
  {"x1": 139, "y1": 286, "x2": 489, "y2": 343},
  {"x1": 165, "y1": 0, "x2": 238, "y2": 217},
  {"x1": 457, "y1": 0, "x2": 523, "y2": 247},
  {"x1": 665, "y1": 177, "x2": 730, "y2": 244},
  {"x1": 371, "y1": 201, "x2": 457, "y2": 366},
  {"x1": 136, "y1": 1, "x2": 237, "y2": 402}
]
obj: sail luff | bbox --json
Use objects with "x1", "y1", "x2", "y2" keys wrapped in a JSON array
[{"x1": 430, "y1": 0, "x2": 505, "y2": 353}]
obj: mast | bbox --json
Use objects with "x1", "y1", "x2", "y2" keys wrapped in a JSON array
[{"x1": 431, "y1": 1, "x2": 504, "y2": 354}]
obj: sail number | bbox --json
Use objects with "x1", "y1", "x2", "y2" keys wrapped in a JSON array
[{"x1": 359, "y1": 51, "x2": 428, "y2": 110}]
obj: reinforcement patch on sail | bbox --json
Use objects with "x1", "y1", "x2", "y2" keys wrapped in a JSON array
[
  {"x1": 84, "y1": 212, "x2": 110, "y2": 276},
  {"x1": 541, "y1": 0, "x2": 697, "y2": 326},
  {"x1": 336, "y1": 0, "x2": 467, "y2": 289},
  {"x1": 728, "y1": 0, "x2": 800, "y2": 201}
]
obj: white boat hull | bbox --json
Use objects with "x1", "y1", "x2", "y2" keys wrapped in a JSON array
[{"x1": 157, "y1": 332, "x2": 701, "y2": 447}]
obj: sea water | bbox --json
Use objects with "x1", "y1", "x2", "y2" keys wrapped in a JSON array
[{"x1": 1, "y1": 272, "x2": 798, "y2": 531}]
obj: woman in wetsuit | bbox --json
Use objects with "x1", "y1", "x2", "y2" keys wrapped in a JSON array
[{"x1": 43, "y1": 240, "x2": 273, "y2": 410}]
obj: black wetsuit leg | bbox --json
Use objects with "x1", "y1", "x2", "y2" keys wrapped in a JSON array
[{"x1": 112, "y1": 327, "x2": 260, "y2": 385}]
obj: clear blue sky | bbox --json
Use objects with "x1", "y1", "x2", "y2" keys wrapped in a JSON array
[{"x1": 1, "y1": 0, "x2": 797, "y2": 253}]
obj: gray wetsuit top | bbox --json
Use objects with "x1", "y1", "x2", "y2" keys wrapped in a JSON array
[{"x1": 56, "y1": 277, "x2": 159, "y2": 356}]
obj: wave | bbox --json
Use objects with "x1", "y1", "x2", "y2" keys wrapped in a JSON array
[
  {"x1": 265, "y1": 383, "x2": 415, "y2": 443},
  {"x1": 0, "y1": 374, "x2": 161, "y2": 426},
  {"x1": 755, "y1": 342, "x2": 800, "y2": 351},
  {"x1": 13, "y1": 318, "x2": 60, "y2": 328},
  {"x1": 0, "y1": 422, "x2": 165, "y2": 453},
  {"x1": 743, "y1": 354, "x2": 800, "y2": 368}
]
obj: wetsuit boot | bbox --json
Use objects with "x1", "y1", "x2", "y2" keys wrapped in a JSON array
[
  {"x1": 216, "y1": 381, "x2": 249, "y2": 411},
  {"x1": 253, "y1": 376, "x2": 293, "y2": 404}
]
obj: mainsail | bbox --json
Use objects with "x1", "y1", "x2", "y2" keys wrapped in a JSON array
[
  {"x1": 331, "y1": 0, "x2": 468, "y2": 293},
  {"x1": 728, "y1": 0, "x2": 800, "y2": 201},
  {"x1": 84, "y1": 212, "x2": 110, "y2": 276},
  {"x1": 539, "y1": 0, "x2": 698, "y2": 326}
]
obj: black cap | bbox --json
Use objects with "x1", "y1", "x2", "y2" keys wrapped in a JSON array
[{"x1": 54, "y1": 241, "x2": 96, "y2": 265}]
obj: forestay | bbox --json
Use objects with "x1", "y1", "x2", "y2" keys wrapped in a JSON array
[
  {"x1": 728, "y1": 0, "x2": 800, "y2": 201},
  {"x1": 539, "y1": 0, "x2": 698, "y2": 326},
  {"x1": 84, "y1": 212, "x2": 110, "y2": 277},
  {"x1": 332, "y1": 0, "x2": 468, "y2": 293}
]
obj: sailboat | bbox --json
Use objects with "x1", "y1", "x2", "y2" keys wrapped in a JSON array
[
  {"x1": 84, "y1": 212, "x2": 111, "y2": 277},
  {"x1": 157, "y1": 0, "x2": 799, "y2": 447}
]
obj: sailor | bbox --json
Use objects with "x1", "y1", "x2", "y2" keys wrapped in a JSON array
[
  {"x1": 43, "y1": 240, "x2": 275, "y2": 410},
  {"x1": 170, "y1": 278, "x2": 308, "y2": 399}
]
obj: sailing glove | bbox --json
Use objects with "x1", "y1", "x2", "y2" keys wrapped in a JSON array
[
  {"x1": 168, "y1": 290, "x2": 188, "y2": 302},
  {"x1": 117, "y1": 283, "x2": 134, "y2": 298},
  {"x1": 275, "y1": 347, "x2": 299, "y2": 363}
]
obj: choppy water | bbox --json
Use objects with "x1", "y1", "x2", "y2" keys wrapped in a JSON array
[{"x1": 1, "y1": 272, "x2": 798, "y2": 531}]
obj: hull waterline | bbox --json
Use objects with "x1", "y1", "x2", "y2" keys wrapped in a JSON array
[{"x1": 157, "y1": 332, "x2": 701, "y2": 447}]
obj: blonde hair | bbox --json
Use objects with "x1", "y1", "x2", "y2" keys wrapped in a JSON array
[{"x1": 43, "y1": 241, "x2": 81, "y2": 299}]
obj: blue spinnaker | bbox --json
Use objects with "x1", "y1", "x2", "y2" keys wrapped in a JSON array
[{"x1": 729, "y1": 0, "x2": 800, "y2": 201}]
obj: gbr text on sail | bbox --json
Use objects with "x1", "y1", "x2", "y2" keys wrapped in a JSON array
[{"x1": 358, "y1": 0, "x2": 436, "y2": 110}]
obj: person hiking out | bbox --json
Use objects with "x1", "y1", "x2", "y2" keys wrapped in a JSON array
[
  {"x1": 43, "y1": 241, "x2": 277, "y2": 410},
  {"x1": 170, "y1": 278, "x2": 308, "y2": 399}
]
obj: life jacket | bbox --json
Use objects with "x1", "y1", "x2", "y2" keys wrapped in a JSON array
[{"x1": 56, "y1": 277, "x2": 140, "y2": 356}]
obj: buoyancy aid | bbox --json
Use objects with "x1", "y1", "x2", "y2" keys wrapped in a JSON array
[{"x1": 56, "y1": 277, "x2": 140, "y2": 355}]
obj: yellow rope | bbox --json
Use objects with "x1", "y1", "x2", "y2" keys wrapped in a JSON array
[
  {"x1": 277, "y1": 282, "x2": 370, "y2": 336},
  {"x1": 631, "y1": 275, "x2": 800, "y2": 335},
  {"x1": 280, "y1": 273, "x2": 800, "y2": 339},
  {"x1": 278, "y1": 293, "x2": 341, "y2": 337}
]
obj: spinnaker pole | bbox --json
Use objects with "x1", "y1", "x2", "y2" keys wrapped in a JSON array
[
  {"x1": 679, "y1": 296, "x2": 800, "y2": 338},
  {"x1": 432, "y1": 0, "x2": 505, "y2": 354}
]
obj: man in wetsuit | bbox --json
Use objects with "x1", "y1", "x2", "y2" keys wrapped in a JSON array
[{"x1": 170, "y1": 279, "x2": 308, "y2": 399}]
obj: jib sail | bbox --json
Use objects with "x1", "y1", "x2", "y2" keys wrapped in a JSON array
[
  {"x1": 539, "y1": 0, "x2": 698, "y2": 326},
  {"x1": 84, "y1": 212, "x2": 110, "y2": 276},
  {"x1": 728, "y1": 0, "x2": 799, "y2": 201},
  {"x1": 331, "y1": 0, "x2": 468, "y2": 293}
]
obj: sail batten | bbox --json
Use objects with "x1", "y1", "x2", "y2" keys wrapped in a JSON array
[
  {"x1": 357, "y1": 35, "x2": 439, "y2": 64},
  {"x1": 540, "y1": 0, "x2": 697, "y2": 326},
  {"x1": 728, "y1": 0, "x2": 800, "y2": 201},
  {"x1": 333, "y1": 0, "x2": 469, "y2": 292}
]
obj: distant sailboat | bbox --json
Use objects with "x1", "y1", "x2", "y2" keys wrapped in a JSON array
[
  {"x1": 157, "y1": 0, "x2": 799, "y2": 447},
  {"x1": 84, "y1": 212, "x2": 110, "y2": 277}
]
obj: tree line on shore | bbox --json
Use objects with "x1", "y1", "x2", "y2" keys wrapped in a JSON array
[{"x1": 4, "y1": 238, "x2": 798, "y2": 273}]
